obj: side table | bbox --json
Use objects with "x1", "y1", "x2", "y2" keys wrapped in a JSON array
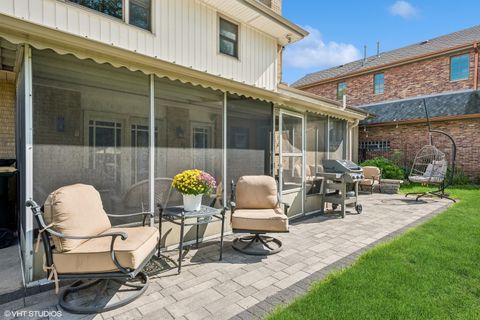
[{"x1": 158, "y1": 205, "x2": 225, "y2": 273}]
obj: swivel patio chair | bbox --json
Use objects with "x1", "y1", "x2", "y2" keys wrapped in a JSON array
[
  {"x1": 27, "y1": 184, "x2": 158, "y2": 314},
  {"x1": 230, "y1": 176, "x2": 289, "y2": 255},
  {"x1": 359, "y1": 166, "x2": 381, "y2": 194}
]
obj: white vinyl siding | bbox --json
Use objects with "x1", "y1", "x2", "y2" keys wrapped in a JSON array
[{"x1": 0, "y1": 0, "x2": 278, "y2": 90}]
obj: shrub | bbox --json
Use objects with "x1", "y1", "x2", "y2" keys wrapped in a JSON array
[
  {"x1": 360, "y1": 157, "x2": 405, "y2": 180},
  {"x1": 450, "y1": 168, "x2": 471, "y2": 185}
]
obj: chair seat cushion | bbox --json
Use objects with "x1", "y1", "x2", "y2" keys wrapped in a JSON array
[
  {"x1": 360, "y1": 179, "x2": 378, "y2": 186},
  {"x1": 409, "y1": 176, "x2": 444, "y2": 184},
  {"x1": 232, "y1": 208, "x2": 288, "y2": 232},
  {"x1": 53, "y1": 226, "x2": 158, "y2": 274}
]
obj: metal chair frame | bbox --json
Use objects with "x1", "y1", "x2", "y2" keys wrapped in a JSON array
[
  {"x1": 26, "y1": 199, "x2": 156, "y2": 314},
  {"x1": 229, "y1": 180, "x2": 289, "y2": 256}
]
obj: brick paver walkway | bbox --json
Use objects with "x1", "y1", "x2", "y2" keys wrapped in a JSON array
[{"x1": 1, "y1": 193, "x2": 450, "y2": 320}]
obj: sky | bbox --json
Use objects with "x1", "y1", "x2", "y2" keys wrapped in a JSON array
[{"x1": 282, "y1": 0, "x2": 480, "y2": 85}]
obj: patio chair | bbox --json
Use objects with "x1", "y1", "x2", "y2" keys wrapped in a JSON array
[
  {"x1": 359, "y1": 166, "x2": 381, "y2": 194},
  {"x1": 230, "y1": 176, "x2": 289, "y2": 255},
  {"x1": 26, "y1": 184, "x2": 158, "y2": 314}
]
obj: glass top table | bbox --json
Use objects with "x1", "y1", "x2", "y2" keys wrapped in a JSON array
[{"x1": 158, "y1": 205, "x2": 226, "y2": 273}]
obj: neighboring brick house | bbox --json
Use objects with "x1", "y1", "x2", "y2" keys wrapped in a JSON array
[{"x1": 293, "y1": 25, "x2": 480, "y2": 180}]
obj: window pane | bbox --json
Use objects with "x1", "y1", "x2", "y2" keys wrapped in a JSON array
[
  {"x1": 220, "y1": 19, "x2": 238, "y2": 41},
  {"x1": 450, "y1": 54, "x2": 469, "y2": 81},
  {"x1": 32, "y1": 48, "x2": 150, "y2": 225},
  {"x1": 220, "y1": 38, "x2": 236, "y2": 57},
  {"x1": 374, "y1": 73, "x2": 384, "y2": 94},
  {"x1": 227, "y1": 95, "x2": 272, "y2": 194},
  {"x1": 129, "y1": 0, "x2": 151, "y2": 30},
  {"x1": 337, "y1": 82, "x2": 346, "y2": 100},
  {"x1": 70, "y1": 0, "x2": 123, "y2": 19}
]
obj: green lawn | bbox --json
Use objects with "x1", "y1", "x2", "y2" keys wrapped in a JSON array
[{"x1": 268, "y1": 186, "x2": 480, "y2": 320}]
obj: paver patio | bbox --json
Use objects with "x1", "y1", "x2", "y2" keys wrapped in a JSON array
[{"x1": 1, "y1": 193, "x2": 450, "y2": 320}]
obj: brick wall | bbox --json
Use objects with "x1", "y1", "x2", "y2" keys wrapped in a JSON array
[
  {"x1": 0, "y1": 79, "x2": 16, "y2": 159},
  {"x1": 359, "y1": 118, "x2": 480, "y2": 180},
  {"x1": 271, "y1": 0, "x2": 281, "y2": 14},
  {"x1": 304, "y1": 49, "x2": 477, "y2": 107}
]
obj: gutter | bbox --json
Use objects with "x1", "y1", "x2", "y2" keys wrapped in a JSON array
[
  {"x1": 240, "y1": 0, "x2": 308, "y2": 39},
  {"x1": 361, "y1": 113, "x2": 480, "y2": 127},
  {"x1": 278, "y1": 83, "x2": 370, "y2": 117},
  {"x1": 296, "y1": 42, "x2": 478, "y2": 89}
]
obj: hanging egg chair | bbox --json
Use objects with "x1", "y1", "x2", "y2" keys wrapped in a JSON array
[
  {"x1": 408, "y1": 145, "x2": 448, "y2": 185},
  {"x1": 405, "y1": 100, "x2": 456, "y2": 202}
]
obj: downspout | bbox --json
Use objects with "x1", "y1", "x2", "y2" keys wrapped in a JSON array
[{"x1": 474, "y1": 42, "x2": 479, "y2": 91}]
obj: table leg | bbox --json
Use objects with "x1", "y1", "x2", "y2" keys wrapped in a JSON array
[
  {"x1": 219, "y1": 210, "x2": 225, "y2": 261},
  {"x1": 178, "y1": 216, "x2": 185, "y2": 274},
  {"x1": 196, "y1": 218, "x2": 199, "y2": 249},
  {"x1": 158, "y1": 208, "x2": 163, "y2": 258}
]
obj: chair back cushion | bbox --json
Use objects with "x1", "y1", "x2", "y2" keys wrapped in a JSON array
[
  {"x1": 362, "y1": 166, "x2": 381, "y2": 180},
  {"x1": 235, "y1": 175, "x2": 278, "y2": 209},
  {"x1": 44, "y1": 184, "x2": 112, "y2": 252}
]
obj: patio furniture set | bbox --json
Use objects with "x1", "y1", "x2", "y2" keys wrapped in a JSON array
[{"x1": 26, "y1": 175, "x2": 290, "y2": 314}]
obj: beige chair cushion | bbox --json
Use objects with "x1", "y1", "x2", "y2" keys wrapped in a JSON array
[
  {"x1": 232, "y1": 208, "x2": 288, "y2": 232},
  {"x1": 362, "y1": 166, "x2": 381, "y2": 180},
  {"x1": 53, "y1": 226, "x2": 158, "y2": 274},
  {"x1": 236, "y1": 176, "x2": 278, "y2": 209},
  {"x1": 44, "y1": 184, "x2": 112, "y2": 252},
  {"x1": 360, "y1": 178, "x2": 379, "y2": 186}
]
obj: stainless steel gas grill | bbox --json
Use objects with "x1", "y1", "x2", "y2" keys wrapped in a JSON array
[{"x1": 316, "y1": 160, "x2": 364, "y2": 218}]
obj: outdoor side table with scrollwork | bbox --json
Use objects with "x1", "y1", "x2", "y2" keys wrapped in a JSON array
[{"x1": 158, "y1": 205, "x2": 225, "y2": 274}]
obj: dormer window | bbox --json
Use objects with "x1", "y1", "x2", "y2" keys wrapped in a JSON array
[{"x1": 219, "y1": 18, "x2": 239, "y2": 58}]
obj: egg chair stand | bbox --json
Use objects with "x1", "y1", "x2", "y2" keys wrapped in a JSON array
[{"x1": 405, "y1": 100, "x2": 457, "y2": 203}]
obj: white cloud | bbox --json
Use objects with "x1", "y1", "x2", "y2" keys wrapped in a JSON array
[
  {"x1": 283, "y1": 26, "x2": 361, "y2": 69},
  {"x1": 389, "y1": 1, "x2": 418, "y2": 18}
]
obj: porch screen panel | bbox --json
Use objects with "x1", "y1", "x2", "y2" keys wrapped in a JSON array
[
  {"x1": 227, "y1": 94, "x2": 273, "y2": 193},
  {"x1": 329, "y1": 118, "x2": 347, "y2": 160},
  {"x1": 32, "y1": 49, "x2": 150, "y2": 225},
  {"x1": 306, "y1": 113, "x2": 328, "y2": 194},
  {"x1": 154, "y1": 77, "x2": 223, "y2": 207}
]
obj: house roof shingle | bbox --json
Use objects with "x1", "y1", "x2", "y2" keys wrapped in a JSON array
[
  {"x1": 292, "y1": 25, "x2": 480, "y2": 88},
  {"x1": 359, "y1": 90, "x2": 480, "y2": 125}
]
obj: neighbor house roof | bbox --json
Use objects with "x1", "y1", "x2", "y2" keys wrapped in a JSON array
[
  {"x1": 293, "y1": 25, "x2": 480, "y2": 88},
  {"x1": 360, "y1": 90, "x2": 480, "y2": 126}
]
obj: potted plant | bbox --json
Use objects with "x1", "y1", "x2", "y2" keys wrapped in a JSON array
[{"x1": 172, "y1": 169, "x2": 217, "y2": 211}]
